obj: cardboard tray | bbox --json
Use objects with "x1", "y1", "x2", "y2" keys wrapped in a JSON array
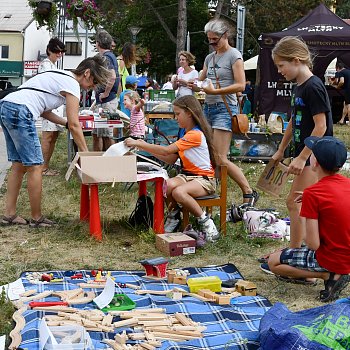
[{"x1": 65, "y1": 152, "x2": 137, "y2": 184}]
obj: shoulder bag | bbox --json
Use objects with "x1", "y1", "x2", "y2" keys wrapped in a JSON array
[{"x1": 212, "y1": 55, "x2": 249, "y2": 135}]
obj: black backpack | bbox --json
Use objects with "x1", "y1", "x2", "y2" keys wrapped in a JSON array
[
  {"x1": 0, "y1": 87, "x2": 18, "y2": 100},
  {"x1": 128, "y1": 195, "x2": 154, "y2": 228}
]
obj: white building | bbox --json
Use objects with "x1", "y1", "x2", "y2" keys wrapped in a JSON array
[{"x1": 0, "y1": 0, "x2": 97, "y2": 87}]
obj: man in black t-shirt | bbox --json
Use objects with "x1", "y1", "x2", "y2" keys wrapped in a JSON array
[{"x1": 333, "y1": 62, "x2": 350, "y2": 124}]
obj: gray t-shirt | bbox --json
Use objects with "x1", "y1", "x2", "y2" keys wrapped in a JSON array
[{"x1": 204, "y1": 47, "x2": 242, "y2": 105}]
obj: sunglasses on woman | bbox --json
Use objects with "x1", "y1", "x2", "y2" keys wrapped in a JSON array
[{"x1": 204, "y1": 31, "x2": 227, "y2": 46}]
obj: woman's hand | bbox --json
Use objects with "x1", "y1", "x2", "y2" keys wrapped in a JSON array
[
  {"x1": 288, "y1": 156, "x2": 306, "y2": 176},
  {"x1": 271, "y1": 149, "x2": 284, "y2": 163},
  {"x1": 124, "y1": 138, "x2": 139, "y2": 148},
  {"x1": 202, "y1": 80, "x2": 216, "y2": 94},
  {"x1": 99, "y1": 91, "x2": 109, "y2": 100}
]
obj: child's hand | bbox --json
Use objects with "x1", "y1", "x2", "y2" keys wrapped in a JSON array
[{"x1": 294, "y1": 191, "x2": 303, "y2": 203}]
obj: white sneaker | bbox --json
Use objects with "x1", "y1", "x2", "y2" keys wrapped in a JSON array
[
  {"x1": 198, "y1": 216, "x2": 220, "y2": 242},
  {"x1": 164, "y1": 210, "x2": 180, "y2": 233}
]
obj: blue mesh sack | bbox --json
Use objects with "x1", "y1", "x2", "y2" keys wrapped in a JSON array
[{"x1": 258, "y1": 302, "x2": 350, "y2": 350}]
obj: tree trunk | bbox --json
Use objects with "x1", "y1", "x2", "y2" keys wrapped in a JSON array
[{"x1": 175, "y1": 0, "x2": 187, "y2": 68}]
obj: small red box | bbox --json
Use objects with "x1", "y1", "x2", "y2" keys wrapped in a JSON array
[{"x1": 156, "y1": 233, "x2": 196, "y2": 257}]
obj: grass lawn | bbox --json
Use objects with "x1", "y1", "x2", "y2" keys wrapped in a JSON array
[{"x1": 1, "y1": 125, "x2": 350, "y2": 337}]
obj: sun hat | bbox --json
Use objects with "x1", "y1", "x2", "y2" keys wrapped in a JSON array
[{"x1": 304, "y1": 136, "x2": 347, "y2": 171}]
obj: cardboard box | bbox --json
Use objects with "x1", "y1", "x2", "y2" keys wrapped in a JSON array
[
  {"x1": 156, "y1": 233, "x2": 196, "y2": 257},
  {"x1": 65, "y1": 152, "x2": 137, "y2": 184},
  {"x1": 256, "y1": 158, "x2": 290, "y2": 197}
]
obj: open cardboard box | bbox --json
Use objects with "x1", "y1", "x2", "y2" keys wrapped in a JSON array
[{"x1": 65, "y1": 152, "x2": 137, "y2": 184}]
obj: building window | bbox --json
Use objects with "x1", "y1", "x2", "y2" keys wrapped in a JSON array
[
  {"x1": 65, "y1": 42, "x2": 82, "y2": 56},
  {"x1": 0, "y1": 45, "x2": 9, "y2": 59}
]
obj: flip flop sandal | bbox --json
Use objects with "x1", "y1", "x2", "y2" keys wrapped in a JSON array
[
  {"x1": 276, "y1": 275, "x2": 317, "y2": 286},
  {"x1": 319, "y1": 273, "x2": 350, "y2": 302},
  {"x1": 42, "y1": 169, "x2": 60, "y2": 176},
  {"x1": 243, "y1": 189, "x2": 259, "y2": 206},
  {"x1": 0, "y1": 215, "x2": 28, "y2": 226},
  {"x1": 29, "y1": 216, "x2": 56, "y2": 228},
  {"x1": 257, "y1": 248, "x2": 283, "y2": 263}
]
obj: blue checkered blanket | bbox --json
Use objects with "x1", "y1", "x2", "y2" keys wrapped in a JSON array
[{"x1": 18, "y1": 263, "x2": 271, "y2": 349}]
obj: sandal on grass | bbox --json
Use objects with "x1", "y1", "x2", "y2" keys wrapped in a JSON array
[
  {"x1": 0, "y1": 215, "x2": 28, "y2": 226},
  {"x1": 29, "y1": 216, "x2": 56, "y2": 228},
  {"x1": 319, "y1": 273, "x2": 350, "y2": 302},
  {"x1": 42, "y1": 168, "x2": 60, "y2": 176},
  {"x1": 243, "y1": 189, "x2": 259, "y2": 206},
  {"x1": 276, "y1": 275, "x2": 317, "y2": 286}
]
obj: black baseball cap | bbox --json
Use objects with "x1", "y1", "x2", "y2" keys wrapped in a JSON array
[{"x1": 304, "y1": 136, "x2": 347, "y2": 172}]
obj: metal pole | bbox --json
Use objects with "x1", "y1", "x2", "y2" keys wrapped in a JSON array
[
  {"x1": 236, "y1": 5, "x2": 246, "y2": 55},
  {"x1": 131, "y1": 34, "x2": 137, "y2": 76},
  {"x1": 186, "y1": 31, "x2": 190, "y2": 52}
]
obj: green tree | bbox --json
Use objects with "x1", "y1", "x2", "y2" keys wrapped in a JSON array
[
  {"x1": 96, "y1": 0, "x2": 209, "y2": 81},
  {"x1": 242, "y1": 0, "x2": 336, "y2": 58}
]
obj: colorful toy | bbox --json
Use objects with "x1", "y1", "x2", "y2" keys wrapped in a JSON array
[{"x1": 139, "y1": 257, "x2": 169, "y2": 279}]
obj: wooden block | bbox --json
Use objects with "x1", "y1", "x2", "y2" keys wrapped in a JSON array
[
  {"x1": 173, "y1": 276, "x2": 187, "y2": 285},
  {"x1": 217, "y1": 295, "x2": 232, "y2": 305},
  {"x1": 102, "y1": 315, "x2": 113, "y2": 326},
  {"x1": 114, "y1": 331, "x2": 128, "y2": 344},
  {"x1": 235, "y1": 280, "x2": 257, "y2": 296},
  {"x1": 167, "y1": 270, "x2": 176, "y2": 283},
  {"x1": 197, "y1": 289, "x2": 212, "y2": 297}
]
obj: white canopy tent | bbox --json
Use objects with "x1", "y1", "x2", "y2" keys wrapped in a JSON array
[{"x1": 244, "y1": 55, "x2": 258, "y2": 70}]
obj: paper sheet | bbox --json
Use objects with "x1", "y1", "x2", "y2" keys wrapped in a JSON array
[
  {"x1": 0, "y1": 278, "x2": 25, "y2": 301},
  {"x1": 0, "y1": 335, "x2": 5, "y2": 350},
  {"x1": 93, "y1": 276, "x2": 116, "y2": 309},
  {"x1": 39, "y1": 318, "x2": 58, "y2": 349}
]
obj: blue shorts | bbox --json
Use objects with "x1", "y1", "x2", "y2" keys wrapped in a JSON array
[
  {"x1": 280, "y1": 247, "x2": 328, "y2": 272},
  {"x1": 203, "y1": 102, "x2": 238, "y2": 132},
  {"x1": 0, "y1": 101, "x2": 43, "y2": 166}
]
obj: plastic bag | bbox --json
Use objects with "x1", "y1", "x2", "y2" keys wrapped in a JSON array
[{"x1": 259, "y1": 302, "x2": 350, "y2": 350}]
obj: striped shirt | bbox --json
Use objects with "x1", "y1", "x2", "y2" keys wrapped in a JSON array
[{"x1": 130, "y1": 106, "x2": 145, "y2": 137}]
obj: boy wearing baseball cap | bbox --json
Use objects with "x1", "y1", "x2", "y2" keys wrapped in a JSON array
[
  {"x1": 268, "y1": 136, "x2": 350, "y2": 302},
  {"x1": 119, "y1": 75, "x2": 138, "y2": 117}
]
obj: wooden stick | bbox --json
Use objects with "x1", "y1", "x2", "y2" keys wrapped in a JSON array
[
  {"x1": 19, "y1": 289, "x2": 37, "y2": 297},
  {"x1": 20, "y1": 290, "x2": 53, "y2": 302},
  {"x1": 174, "y1": 313, "x2": 193, "y2": 326},
  {"x1": 114, "y1": 317, "x2": 139, "y2": 328}
]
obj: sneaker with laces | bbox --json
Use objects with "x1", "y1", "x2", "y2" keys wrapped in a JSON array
[
  {"x1": 164, "y1": 210, "x2": 180, "y2": 233},
  {"x1": 198, "y1": 216, "x2": 220, "y2": 242}
]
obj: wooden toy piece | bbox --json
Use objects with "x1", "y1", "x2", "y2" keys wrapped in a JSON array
[
  {"x1": 139, "y1": 257, "x2": 169, "y2": 279},
  {"x1": 167, "y1": 270, "x2": 176, "y2": 283},
  {"x1": 94, "y1": 270, "x2": 106, "y2": 282},
  {"x1": 9, "y1": 306, "x2": 26, "y2": 350},
  {"x1": 216, "y1": 295, "x2": 232, "y2": 305},
  {"x1": 235, "y1": 280, "x2": 257, "y2": 296},
  {"x1": 173, "y1": 275, "x2": 187, "y2": 285},
  {"x1": 114, "y1": 330, "x2": 128, "y2": 344},
  {"x1": 228, "y1": 291, "x2": 242, "y2": 299}
]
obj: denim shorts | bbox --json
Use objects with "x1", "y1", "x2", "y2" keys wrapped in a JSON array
[
  {"x1": 0, "y1": 101, "x2": 43, "y2": 166},
  {"x1": 203, "y1": 102, "x2": 238, "y2": 132},
  {"x1": 280, "y1": 247, "x2": 328, "y2": 272}
]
